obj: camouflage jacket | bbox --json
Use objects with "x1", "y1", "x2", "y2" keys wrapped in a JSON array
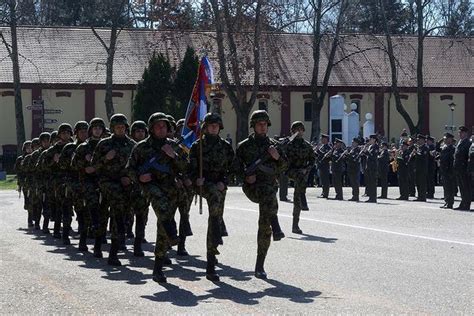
[
  {"x1": 72, "y1": 138, "x2": 101, "y2": 182},
  {"x1": 234, "y1": 133, "x2": 288, "y2": 184},
  {"x1": 189, "y1": 134, "x2": 234, "y2": 185},
  {"x1": 91, "y1": 135, "x2": 136, "y2": 182},
  {"x1": 286, "y1": 137, "x2": 316, "y2": 173},
  {"x1": 14, "y1": 156, "x2": 25, "y2": 187},
  {"x1": 60, "y1": 141, "x2": 84, "y2": 182},
  {"x1": 40, "y1": 142, "x2": 70, "y2": 183}
]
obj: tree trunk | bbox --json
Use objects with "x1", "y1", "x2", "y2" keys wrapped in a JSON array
[
  {"x1": 310, "y1": 0, "x2": 323, "y2": 141},
  {"x1": 235, "y1": 103, "x2": 251, "y2": 143},
  {"x1": 8, "y1": 1, "x2": 26, "y2": 153},
  {"x1": 104, "y1": 26, "x2": 118, "y2": 120},
  {"x1": 415, "y1": 0, "x2": 425, "y2": 133}
]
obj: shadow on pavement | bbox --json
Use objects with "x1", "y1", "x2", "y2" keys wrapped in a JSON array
[{"x1": 288, "y1": 233, "x2": 337, "y2": 243}]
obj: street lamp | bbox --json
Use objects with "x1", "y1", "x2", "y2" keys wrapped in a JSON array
[{"x1": 445, "y1": 102, "x2": 456, "y2": 132}]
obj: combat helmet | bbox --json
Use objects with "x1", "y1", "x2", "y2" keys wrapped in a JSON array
[
  {"x1": 250, "y1": 110, "x2": 271, "y2": 128},
  {"x1": 166, "y1": 115, "x2": 177, "y2": 130},
  {"x1": 88, "y1": 117, "x2": 106, "y2": 136},
  {"x1": 202, "y1": 112, "x2": 224, "y2": 130},
  {"x1": 176, "y1": 118, "x2": 185, "y2": 128},
  {"x1": 291, "y1": 121, "x2": 305, "y2": 132},
  {"x1": 31, "y1": 138, "x2": 40, "y2": 148},
  {"x1": 39, "y1": 132, "x2": 51, "y2": 141},
  {"x1": 74, "y1": 121, "x2": 89, "y2": 134},
  {"x1": 131, "y1": 120, "x2": 148, "y2": 137},
  {"x1": 109, "y1": 113, "x2": 129, "y2": 129},
  {"x1": 22, "y1": 140, "x2": 32, "y2": 154},
  {"x1": 58, "y1": 123, "x2": 73, "y2": 135},
  {"x1": 148, "y1": 112, "x2": 171, "y2": 132}
]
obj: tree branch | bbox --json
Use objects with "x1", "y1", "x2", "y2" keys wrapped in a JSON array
[{"x1": 91, "y1": 27, "x2": 110, "y2": 53}]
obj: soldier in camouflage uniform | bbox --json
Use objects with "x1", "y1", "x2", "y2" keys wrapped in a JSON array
[
  {"x1": 189, "y1": 113, "x2": 234, "y2": 281},
  {"x1": 285, "y1": 121, "x2": 315, "y2": 234},
  {"x1": 59, "y1": 121, "x2": 89, "y2": 250},
  {"x1": 42, "y1": 124, "x2": 73, "y2": 242},
  {"x1": 345, "y1": 138, "x2": 362, "y2": 201},
  {"x1": 331, "y1": 139, "x2": 345, "y2": 201},
  {"x1": 127, "y1": 112, "x2": 187, "y2": 283},
  {"x1": 72, "y1": 118, "x2": 107, "y2": 258},
  {"x1": 377, "y1": 142, "x2": 390, "y2": 199},
  {"x1": 22, "y1": 139, "x2": 40, "y2": 227},
  {"x1": 15, "y1": 141, "x2": 33, "y2": 226},
  {"x1": 128, "y1": 120, "x2": 150, "y2": 257},
  {"x1": 233, "y1": 110, "x2": 287, "y2": 279},
  {"x1": 92, "y1": 114, "x2": 136, "y2": 266},
  {"x1": 315, "y1": 134, "x2": 332, "y2": 198}
]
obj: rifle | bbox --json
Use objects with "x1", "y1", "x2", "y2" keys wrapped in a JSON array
[{"x1": 138, "y1": 155, "x2": 171, "y2": 176}]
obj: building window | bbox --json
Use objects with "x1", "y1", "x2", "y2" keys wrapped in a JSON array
[
  {"x1": 304, "y1": 99, "x2": 312, "y2": 121},
  {"x1": 211, "y1": 99, "x2": 222, "y2": 115},
  {"x1": 258, "y1": 99, "x2": 268, "y2": 111},
  {"x1": 350, "y1": 99, "x2": 360, "y2": 113}
]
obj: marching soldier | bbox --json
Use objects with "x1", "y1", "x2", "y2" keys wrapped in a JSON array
[
  {"x1": 21, "y1": 139, "x2": 40, "y2": 227},
  {"x1": 30, "y1": 132, "x2": 51, "y2": 230},
  {"x1": 127, "y1": 112, "x2": 187, "y2": 283},
  {"x1": 377, "y1": 142, "x2": 390, "y2": 199},
  {"x1": 72, "y1": 118, "x2": 107, "y2": 258},
  {"x1": 92, "y1": 114, "x2": 136, "y2": 266},
  {"x1": 361, "y1": 134, "x2": 378, "y2": 203},
  {"x1": 15, "y1": 141, "x2": 32, "y2": 221},
  {"x1": 345, "y1": 137, "x2": 362, "y2": 201},
  {"x1": 59, "y1": 121, "x2": 89, "y2": 249},
  {"x1": 315, "y1": 134, "x2": 332, "y2": 198},
  {"x1": 410, "y1": 134, "x2": 429, "y2": 202},
  {"x1": 286, "y1": 121, "x2": 315, "y2": 234},
  {"x1": 233, "y1": 110, "x2": 287, "y2": 279},
  {"x1": 453, "y1": 126, "x2": 472, "y2": 211},
  {"x1": 396, "y1": 141, "x2": 410, "y2": 200},
  {"x1": 331, "y1": 139, "x2": 345, "y2": 201},
  {"x1": 189, "y1": 113, "x2": 235, "y2": 281},
  {"x1": 438, "y1": 133, "x2": 456, "y2": 209}
]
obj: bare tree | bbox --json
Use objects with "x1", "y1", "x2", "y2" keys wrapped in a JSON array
[
  {"x1": 0, "y1": 0, "x2": 26, "y2": 153},
  {"x1": 209, "y1": 0, "x2": 264, "y2": 142}
]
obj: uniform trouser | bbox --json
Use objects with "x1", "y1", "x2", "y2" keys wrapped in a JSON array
[
  {"x1": 416, "y1": 170, "x2": 427, "y2": 200},
  {"x1": 243, "y1": 183, "x2": 278, "y2": 259},
  {"x1": 84, "y1": 182, "x2": 105, "y2": 238},
  {"x1": 43, "y1": 187, "x2": 54, "y2": 222},
  {"x1": 55, "y1": 184, "x2": 73, "y2": 237},
  {"x1": 397, "y1": 169, "x2": 409, "y2": 199},
  {"x1": 378, "y1": 173, "x2": 388, "y2": 197},
  {"x1": 333, "y1": 171, "x2": 343, "y2": 199},
  {"x1": 131, "y1": 200, "x2": 149, "y2": 240},
  {"x1": 289, "y1": 171, "x2": 308, "y2": 220},
  {"x1": 31, "y1": 189, "x2": 43, "y2": 224},
  {"x1": 146, "y1": 184, "x2": 178, "y2": 259},
  {"x1": 408, "y1": 167, "x2": 416, "y2": 195},
  {"x1": 100, "y1": 181, "x2": 130, "y2": 244},
  {"x1": 441, "y1": 171, "x2": 456, "y2": 206},
  {"x1": 455, "y1": 169, "x2": 472, "y2": 209},
  {"x1": 23, "y1": 188, "x2": 33, "y2": 223},
  {"x1": 201, "y1": 183, "x2": 226, "y2": 255},
  {"x1": 365, "y1": 169, "x2": 377, "y2": 201},
  {"x1": 319, "y1": 167, "x2": 330, "y2": 197},
  {"x1": 347, "y1": 171, "x2": 359, "y2": 199},
  {"x1": 427, "y1": 166, "x2": 435, "y2": 197},
  {"x1": 177, "y1": 187, "x2": 192, "y2": 238},
  {"x1": 279, "y1": 174, "x2": 288, "y2": 200}
]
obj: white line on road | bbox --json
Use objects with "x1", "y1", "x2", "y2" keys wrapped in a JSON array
[{"x1": 227, "y1": 206, "x2": 474, "y2": 247}]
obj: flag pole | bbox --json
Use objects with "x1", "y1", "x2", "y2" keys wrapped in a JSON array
[{"x1": 199, "y1": 120, "x2": 203, "y2": 215}]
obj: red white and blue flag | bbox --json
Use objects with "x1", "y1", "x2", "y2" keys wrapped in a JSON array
[{"x1": 181, "y1": 56, "x2": 214, "y2": 148}]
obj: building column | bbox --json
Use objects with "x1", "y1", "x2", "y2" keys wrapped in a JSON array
[
  {"x1": 85, "y1": 86, "x2": 96, "y2": 121},
  {"x1": 374, "y1": 91, "x2": 385, "y2": 135},
  {"x1": 281, "y1": 88, "x2": 291, "y2": 136},
  {"x1": 31, "y1": 86, "x2": 42, "y2": 138}
]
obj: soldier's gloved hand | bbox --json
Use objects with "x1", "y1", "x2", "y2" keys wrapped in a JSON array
[
  {"x1": 106, "y1": 149, "x2": 116, "y2": 160},
  {"x1": 139, "y1": 173, "x2": 152, "y2": 183},
  {"x1": 85, "y1": 154, "x2": 92, "y2": 162},
  {"x1": 85, "y1": 166, "x2": 95, "y2": 174},
  {"x1": 268, "y1": 146, "x2": 280, "y2": 160},
  {"x1": 196, "y1": 177, "x2": 205, "y2": 186},
  {"x1": 216, "y1": 181, "x2": 226, "y2": 192},
  {"x1": 121, "y1": 177, "x2": 131, "y2": 187},
  {"x1": 183, "y1": 178, "x2": 192, "y2": 187},
  {"x1": 245, "y1": 175, "x2": 257, "y2": 184},
  {"x1": 161, "y1": 144, "x2": 177, "y2": 158}
]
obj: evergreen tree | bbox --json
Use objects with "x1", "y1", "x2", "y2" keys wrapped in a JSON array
[
  {"x1": 172, "y1": 46, "x2": 199, "y2": 119},
  {"x1": 132, "y1": 52, "x2": 174, "y2": 122}
]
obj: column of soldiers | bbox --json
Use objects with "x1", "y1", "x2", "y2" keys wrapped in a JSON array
[{"x1": 16, "y1": 109, "x2": 291, "y2": 283}]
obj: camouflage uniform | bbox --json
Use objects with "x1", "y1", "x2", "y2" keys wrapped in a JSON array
[
  {"x1": 59, "y1": 121, "x2": 89, "y2": 249},
  {"x1": 72, "y1": 118, "x2": 107, "y2": 258},
  {"x1": 92, "y1": 114, "x2": 135, "y2": 266},
  {"x1": 127, "y1": 112, "x2": 187, "y2": 283},
  {"x1": 233, "y1": 110, "x2": 287, "y2": 279},
  {"x1": 189, "y1": 113, "x2": 235, "y2": 281},
  {"x1": 286, "y1": 121, "x2": 315, "y2": 234},
  {"x1": 15, "y1": 141, "x2": 32, "y2": 225},
  {"x1": 20, "y1": 138, "x2": 40, "y2": 227}
]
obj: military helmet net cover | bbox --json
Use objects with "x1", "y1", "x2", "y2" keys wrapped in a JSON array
[
  {"x1": 202, "y1": 112, "x2": 224, "y2": 130},
  {"x1": 109, "y1": 113, "x2": 129, "y2": 129},
  {"x1": 250, "y1": 110, "x2": 272, "y2": 128}
]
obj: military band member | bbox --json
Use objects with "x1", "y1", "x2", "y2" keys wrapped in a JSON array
[
  {"x1": 331, "y1": 139, "x2": 345, "y2": 201},
  {"x1": 454, "y1": 126, "x2": 472, "y2": 211},
  {"x1": 410, "y1": 134, "x2": 429, "y2": 202},
  {"x1": 396, "y1": 141, "x2": 410, "y2": 200},
  {"x1": 377, "y1": 142, "x2": 390, "y2": 199},
  {"x1": 437, "y1": 133, "x2": 456, "y2": 209},
  {"x1": 345, "y1": 137, "x2": 362, "y2": 201},
  {"x1": 316, "y1": 134, "x2": 332, "y2": 198},
  {"x1": 361, "y1": 134, "x2": 379, "y2": 203}
]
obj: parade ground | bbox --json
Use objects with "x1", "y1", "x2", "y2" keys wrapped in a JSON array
[{"x1": 1, "y1": 187, "x2": 472, "y2": 314}]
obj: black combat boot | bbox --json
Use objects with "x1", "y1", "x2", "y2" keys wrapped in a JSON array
[
  {"x1": 118, "y1": 236, "x2": 126, "y2": 251},
  {"x1": 177, "y1": 237, "x2": 189, "y2": 256},
  {"x1": 62, "y1": 227, "x2": 71, "y2": 245},
  {"x1": 163, "y1": 255, "x2": 172, "y2": 265},
  {"x1": 254, "y1": 254, "x2": 267, "y2": 279},
  {"x1": 133, "y1": 237, "x2": 144, "y2": 257},
  {"x1": 78, "y1": 233, "x2": 88, "y2": 252},
  {"x1": 93, "y1": 237, "x2": 103, "y2": 258},
  {"x1": 107, "y1": 239, "x2": 121, "y2": 266},
  {"x1": 180, "y1": 216, "x2": 193, "y2": 237},
  {"x1": 34, "y1": 217, "x2": 41, "y2": 230},
  {"x1": 152, "y1": 258, "x2": 167, "y2": 283},
  {"x1": 206, "y1": 254, "x2": 220, "y2": 282},
  {"x1": 292, "y1": 216, "x2": 303, "y2": 234},
  {"x1": 220, "y1": 218, "x2": 228, "y2": 237},
  {"x1": 211, "y1": 217, "x2": 223, "y2": 246},
  {"x1": 163, "y1": 220, "x2": 180, "y2": 246},
  {"x1": 300, "y1": 193, "x2": 309, "y2": 211},
  {"x1": 27, "y1": 213, "x2": 34, "y2": 228},
  {"x1": 42, "y1": 218, "x2": 50, "y2": 234},
  {"x1": 270, "y1": 216, "x2": 285, "y2": 241}
]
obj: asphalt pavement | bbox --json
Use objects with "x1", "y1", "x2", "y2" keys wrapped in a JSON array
[{"x1": 0, "y1": 187, "x2": 472, "y2": 314}]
